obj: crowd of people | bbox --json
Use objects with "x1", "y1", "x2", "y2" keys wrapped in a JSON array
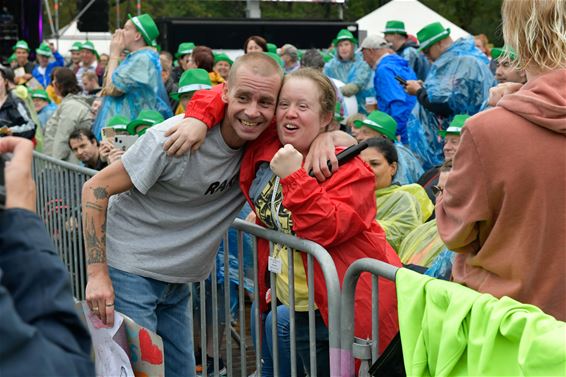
[{"x1": 1, "y1": 0, "x2": 564, "y2": 376}]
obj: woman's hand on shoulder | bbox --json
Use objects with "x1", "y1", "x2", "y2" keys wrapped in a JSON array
[{"x1": 270, "y1": 144, "x2": 303, "y2": 179}]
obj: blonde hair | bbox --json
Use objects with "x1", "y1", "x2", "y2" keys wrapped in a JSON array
[
  {"x1": 283, "y1": 68, "x2": 336, "y2": 118},
  {"x1": 228, "y1": 52, "x2": 283, "y2": 85},
  {"x1": 502, "y1": 0, "x2": 566, "y2": 72}
]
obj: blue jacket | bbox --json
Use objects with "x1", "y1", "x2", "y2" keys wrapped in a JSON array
[
  {"x1": 374, "y1": 54, "x2": 417, "y2": 144},
  {"x1": 0, "y1": 208, "x2": 94, "y2": 376},
  {"x1": 32, "y1": 51, "x2": 65, "y2": 88},
  {"x1": 37, "y1": 102, "x2": 57, "y2": 129}
]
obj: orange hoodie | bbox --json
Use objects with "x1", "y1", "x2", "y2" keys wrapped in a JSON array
[{"x1": 436, "y1": 69, "x2": 566, "y2": 321}]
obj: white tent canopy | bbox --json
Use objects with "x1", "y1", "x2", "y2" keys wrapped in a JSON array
[
  {"x1": 46, "y1": 21, "x2": 111, "y2": 57},
  {"x1": 357, "y1": 0, "x2": 470, "y2": 43}
]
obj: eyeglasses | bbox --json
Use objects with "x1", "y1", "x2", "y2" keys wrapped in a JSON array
[{"x1": 431, "y1": 185, "x2": 444, "y2": 197}]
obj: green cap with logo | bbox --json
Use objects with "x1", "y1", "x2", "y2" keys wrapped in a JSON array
[
  {"x1": 13, "y1": 40, "x2": 30, "y2": 51},
  {"x1": 383, "y1": 20, "x2": 407, "y2": 35},
  {"x1": 36, "y1": 42, "x2": 52, "y2": 57},
  {"x1": 128, "y1": 13, "x2": 159, "y2": 46},
  {"x1": 491, "y1": 46, "x2": 517, "y2": 61},
  {"x1": 172, "y1": 69, "x2": 212, "y2": 100},
  {"x1": 214, "y1": 52, "x2": 233, "y2": 66},
  {"x1": 175, "y1": 42, "x2": 196, "y2": 59},
  {"x1": 417, "y1": 22, "x2": 451, "y2": 51},
  {"x1": 354, "y1": 110, "x2": 397, "y2": 141},
  {"x1": 106, "y1": 115, "x2": 130, "y2": 132},
  {"x1": 439, "y1": 114, "x2": 469, "y2": 137},
  {"x1": 31, "y1": 89, "x2": 51, "y2": 102},
  {"x1": 127, "y1": 109, "x2": 164, "y2": 136},
  {"x1": 70, "y1": 41, "x2": 83, "y2": 51},
  {"x1": 333, "y1": 29, "x2": 357, "y2": 46}
]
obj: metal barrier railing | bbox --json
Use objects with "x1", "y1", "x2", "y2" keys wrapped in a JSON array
[
  {"x1": 32, "y1": 151, "x2": 97, "y2": 300},
  {"x1": 31, "y1": 152, "x2": 343, "y2": 376},
  {"x1": 340, "y1": 258, "x2": 399, "y2": 377}
]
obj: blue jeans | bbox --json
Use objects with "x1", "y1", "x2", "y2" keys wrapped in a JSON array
[
  {"x1": 251, "y1": 303, "x2": 329, "y2": 377},
  {"x1": 109, "y1": 266, "x2": 196, "y2": 377}
]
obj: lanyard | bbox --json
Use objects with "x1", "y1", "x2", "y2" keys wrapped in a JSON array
[{"x1": 270, "y1": 176, "x2": 282, "y2": 231}]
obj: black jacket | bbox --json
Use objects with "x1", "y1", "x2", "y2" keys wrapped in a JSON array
[{"x1": 0, "y1": 93, "x2": 36, "y2": 139}]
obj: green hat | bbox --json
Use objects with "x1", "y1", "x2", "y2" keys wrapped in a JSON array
[
  {"x1": 7, "y1": 53, "x2": 16, "y2": 63},
  {"x1": 81, "y1": 40, "x2": 100, "y2": 59},
  {"x1": 439, "y1": 114, "x2": 469, "y2": 137},
  {"x1": 36, "y1": 42, "x2": 52, "y2": 57},
  {"x1": 127, "y1": 109, "x2": 164, "y2": 136},
  {"x1": 322, "y1": 52, "x2": 333, "y2": 63},
  {"x1": 70, "y1": 41, "x2": 83, "y2": 51},
  {"x1": 383, "y1": 20, "x2": 407, "y2": 35},
  {"x1": 353, "y1": 111, "x2": 397, "y2": 141},
  {"x1": 334, "y1": 29, "x2": 357, "y2": 45},
  {"x1": 417, "y1": 22, "x2": 451, "y2": 51},
  {"x1": 265, "y1": 52, "x2": 284, "y2": 68},
  {"x1": 267, "y1": 43, "x2": 277, "y2": 54},
  {"x1": 214, "y1": 52, "x2": 233, "y2": 66},
  {"x1": 171, "y1": 68, "x2": 212, "y2": 100},
  {"x1": 106, "y1": 115, "x2": 130, "y2": 132},
  {"x1": 334, "y1": 102, "x2": 344, "y2": 122},
  {"x1": 12, "y1": 40, "x2": 30, "y2": 51},
  {"x1": 30, "y1": 89, "x2": 51, "y2": 102},
  {"x1": 491, "y1": 46, "x2": 517, "y2": 61},
  {"x1": 128, "y1": 13, "x2": 159, "y2": 46},
  {"x1": 175, "y1": 42, "x2": 196, "y2": 59}
]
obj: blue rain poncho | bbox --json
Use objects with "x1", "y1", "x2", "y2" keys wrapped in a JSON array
[
  {"x1": 395, "y1": 142, "x2": 424, "y2": 185},
  {"x1": 92, "y1": 48, "x2": 172, "y2": 139},
  {"x1": 398, "y1": 42, "x2": 430, "y2": 82},
  {"x1": 324, "y1": 51, "x2": 375, "y2": 114},
  {"x1": 406, "y1": 37, "x2": 495, "y2": 169},
  {"x1": 375, "y1": 183, "x2": 434, "y2": 252}
]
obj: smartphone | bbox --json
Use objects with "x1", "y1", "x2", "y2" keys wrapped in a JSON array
[
  {"x1": 308, "y1": 141, "x2": 369, "y2": 177},
  {"x1": 113, "y1": 135, "x2": 138, "y2": 152},
  {"x1": 394, "y1": 75, "x2": 407, "y2": 86}
]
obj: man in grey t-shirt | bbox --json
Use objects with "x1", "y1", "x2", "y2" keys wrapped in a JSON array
[{"x1": 82, "y1": 53, "x2": 283, "y2": 377}]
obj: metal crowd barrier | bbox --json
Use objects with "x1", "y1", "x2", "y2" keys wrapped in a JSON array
[
  {"x1": 340, "y1": 258, "x2": 400, "y2": 377},
  {"x1": 32, "y1": 151, "x2": 97, "y2": 300},
  {"x1": 31, "y1": 152, "x2": 343, "y2": 376}
]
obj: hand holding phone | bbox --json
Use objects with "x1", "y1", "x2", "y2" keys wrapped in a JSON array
[{"x1": 394, "y1": 75, "x2": 407, "y2": 86}]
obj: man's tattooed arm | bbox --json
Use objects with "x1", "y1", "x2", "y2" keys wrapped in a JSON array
[{"x1": 82, "y1": 185, "x2": 110, "y2": 265}]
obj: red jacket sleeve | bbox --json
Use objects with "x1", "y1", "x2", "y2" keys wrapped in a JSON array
[
  {"x1": 435, "y1": 126, "x2": 492, "y2": 254},
  {"x1": 279, "y1": 159, "x2": 377, "y2": 249},
  {"x1": 184, "y1": 84, "x2": 226, "y2": 127}
]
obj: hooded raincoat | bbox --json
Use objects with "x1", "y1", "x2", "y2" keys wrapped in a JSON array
[{"x1": 397, "y1": 40, "x2": 430, "y2": 82}]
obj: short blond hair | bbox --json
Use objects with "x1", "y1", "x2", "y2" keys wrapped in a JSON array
[
  {"x1": 228, "y1": 52, "x2": 283, "y2": 86},
  {"x1": 502, "y1": 0, "x2": 566, "y2": 72}
]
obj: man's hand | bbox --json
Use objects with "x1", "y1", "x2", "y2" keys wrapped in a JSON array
[
  {"x1": 110, "y1": 29, "x2": 125, "y2": 56},
  {"x1": 163, "y1": 117, "x2": 208, "y2": 156},
  {"x1": 404, "y1": 80, "x2": 423, "y2": 96},
  {"x1": 304, "y1": 130, "x2": 356, "y2": 182},
  {"x1": 270, "y1": 144, "x2": 303, "y2": 179},
  {"x1": 488, "y1": 82, "x2": 523, "y2": 107},
  {"x1": 107, "y1": 148, "x2": 124, "y2": 165},
  {"x1": 0, "y1": 137, "x2": 35, "y2": 212},
  {"x1": 340, "y1": 83, "x2": 359, "y2": 97},
  {"x1": 99, "y1": 140, "x2": 113, "y2": 162},
  {"x1": 86, "y1": 266, "x2": 115, "y2": 327}
]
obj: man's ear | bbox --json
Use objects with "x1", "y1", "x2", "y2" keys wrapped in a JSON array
[{"x1": 221, "y1": 84, "x2": 229, "y2": 104}]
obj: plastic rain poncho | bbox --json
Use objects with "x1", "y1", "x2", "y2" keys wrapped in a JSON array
[
  {"x1": 92, "y1": 48, "x2": 172, "y2": 139},
  {"x1": 399, "y1": 44, "x2": 430, "y2": 82},
  {"x1": 425, "y1": 249, "x2": 455, "y2": 281},
  {"x1": 324, "y1": 51, "x2": 375, "y2": 114},
  {"x1": 406, "y1": 37, "x2": 495, "y2": 169},
  {"x1": 375, "y1": 183, "x2": 434, "y2": 252},
  {"x1": 395, "y1": 142, "x2": 424, "y2": 185}
]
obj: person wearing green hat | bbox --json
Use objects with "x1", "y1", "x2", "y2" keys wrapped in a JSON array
[
  {"x1": 491, "y1": 46, "x2": 526, "y2": 84},
  {"x1": 172, "y1": 68, "x2": 212, "y2": 113},
  {"x1": 32, "y1": 42, "x2": 64, "y2": 88},
  {"x1": 76, "y1": 40, "x2": 100, "y2": 88},
  {"x1": 324, "y1": 29, "x2": 375, "y2": 114},
  {"x1": 67, "y1": 41, "x2": 83, "y2": 71},
  {"x1": 92, "y1": 13, "x2": 172, "y2": 140},
  {"x1": 31, "y1": 88, "x2": 58, "y2": 129},
  {"x1": 12, "y1": 40, "x2": 34, "y2": 84},
  {"x1": 126, "y1": 109, "x2": 164, "y2": 136},
  {"x1": 172, "y1": 42, "x2": 196, "y2": 83},
  {"x1": 438, "y1": 114, "x2": 468, "y2": 161},
  {"x1": 402, "y1": 21, "x2": 493, "y2": 170},
  {"x1": 7, "y1": 53, "x2": 17, "y2": 69},
  {"x1": 213, "y1": 53, "x2": 232, "y2": 81},
  {"x1": 383, "y1": 20, "x2": 430, "y2": 81},
  {"x1": 354, "y1": 110, "x2": 424, "y2": 185}
]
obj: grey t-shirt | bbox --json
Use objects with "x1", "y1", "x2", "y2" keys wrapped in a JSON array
[{"x1": 106, "y1": 115, "x2": 245, "y2": 283}]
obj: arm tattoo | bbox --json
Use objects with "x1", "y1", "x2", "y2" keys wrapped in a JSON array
[
  {"x1": 85, "y1": 215, "x2": 106, "y2": 264},
  {"x1": 92, "y1": 186, "x2": 110, "y2": 200},
  {"x1": 85, "y1": 202, "x2": 104, "y2": 211}
]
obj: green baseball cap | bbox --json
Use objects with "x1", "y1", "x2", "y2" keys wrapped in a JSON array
[
  {"x1": 171, "y1": 68, "x2": 212, "y2": 100},
  {"x1": 383, "y1": 20, "x2": 407, "y2": 35},
  {"x1": 417, "y1": 22, "x2": 451, "y2": 51},
  {"x1": 127, "y1": 109, "x2": 164, "y2": 136},
  {"x1": 353, "y1": 111, "x2": 397, "y2": 141},
  {"x1": 70, "y1": 41, "x2": 83, "y2": 51},
  {"x1": 36, "y1": 42, "x2": 52, "y2": 57},
  {"x1": 491, "y1": 46, "x2": 517, "y2": 61},
  {"x1": 438, "y1": 114, "x2": 470, "y2": 137},
  {"x1": 31, "y1": 89, "x2": 51, "y2": 102},
  {"x1": 12, "y1": 40, "x2": 30, "y2": 51},
  {"x1": 175, "y1": 42, "x2": 196, "y2": 59},
  {"x1": 214, "y1": 52, "x2": 233, "y2": 66},
  {"x1": 128, "y1": 13, "x2": 159, "y2": 46},
  {"x1": 106, "y1": 115, "x2": 130, "y2": 132}
]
